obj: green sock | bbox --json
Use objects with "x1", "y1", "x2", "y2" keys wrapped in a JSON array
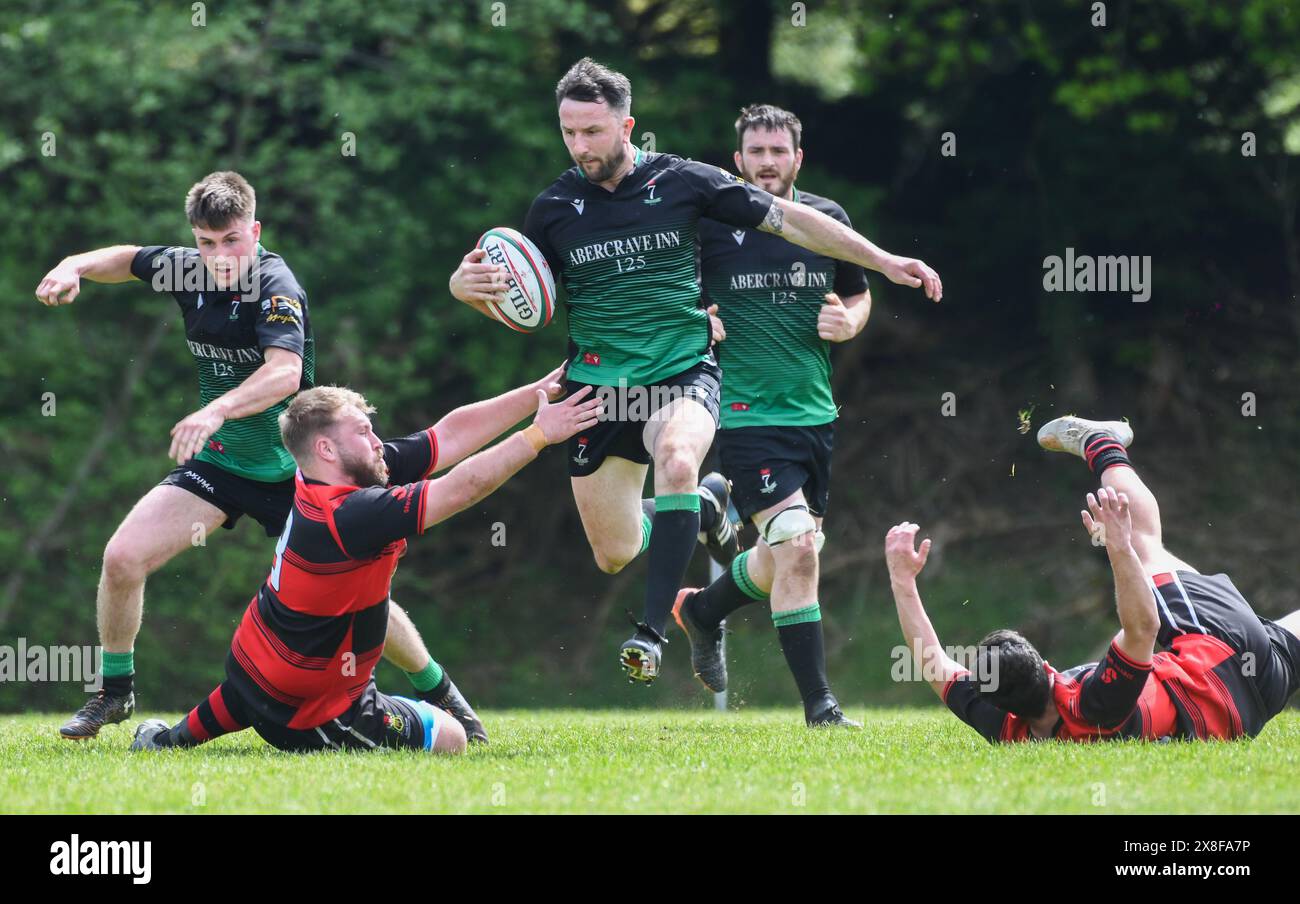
[
  {"x1": 772, "y1": 603, "x2": 822, "y2": 628},
  {"x1": 639, "y1": 511, "x2": 653, "y2": 555},
  {"x1": 406, "y1": 659, "x2": 445, "y2": 693},
  {"x1": 101, "y1": 650, "x2": 134, "y2": 677},
  {"x1": 100, "y1": 650, "x2": 134, "y2": 696}
]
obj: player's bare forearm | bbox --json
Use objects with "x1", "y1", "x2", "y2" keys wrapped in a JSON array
[
  {"x1": 36, "y1": 245, "x2": 141, "y2": 306},
  {"x1": 1107, "y1": 544, "x2": 1159, "y2": 662},
  {"x1": 762, "y1": 199, "x2": 890, "y2": 271},
  {"x1": 423, "y1": 382, "x2": 598, "y2": 525},
  {"x1": 1085, "y1": 487, "x2": 1158, "y2": 662},
  {"x1": 890, "y1": 576, "x2": 964, "y2": 697},
  {"x1": 760, "y1": 200, "x2": 943, "y2": 301},
  {"x1": 431, "y1": 380, "x2": 551, "y2": 471},
  {"x1": 210, "y1": 349, "x2": 303, "y2": 420},
  {"x1": 65, "y1": 245, "x2": 141, "y2": 283},
  {"x1": 421, "y1": 432, "x2": 538, "y2": 529},
  {"x1": 168, "y1": 347, "x2": 302, "y2": 463}
]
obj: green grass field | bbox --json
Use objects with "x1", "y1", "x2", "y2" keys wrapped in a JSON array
[{"x1": 5, "y1": 709, "x2": 1300, "y2": 814}]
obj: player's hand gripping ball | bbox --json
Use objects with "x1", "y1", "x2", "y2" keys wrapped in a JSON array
[{"x1": 475, "y1": 227, "x2": 555, "y2": 333}]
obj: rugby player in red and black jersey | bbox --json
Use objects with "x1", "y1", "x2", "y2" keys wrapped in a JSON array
[
  {"x1": 886, "y1": 415, "x2": 1300, "y2": 742},
  {"x1": 130, "y1": 378, "x2": 602, "y2": 753},
  {"x1": 37, "y1": 172, "x2": 485, "y2": 745}
]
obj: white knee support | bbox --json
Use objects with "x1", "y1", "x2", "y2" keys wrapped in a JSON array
[{"x1": 761, "y1": 505, "x2": 818, "y2": 548}]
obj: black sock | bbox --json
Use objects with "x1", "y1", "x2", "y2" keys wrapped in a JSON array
[
  {"x1": 418, "y1": 672, "x2": 452, "y2": 705},
  {"x1": 1083, "y1": 431, "x2": 1132, "y2": 475},
  {"x1": 102, "y1": 673, "x2": 133, "y2": 697},
  {"x1": 642, "y1": 494, "x2": 701, "y2": 635},
  {"x1": 690, "y1": 549, "x2": 767, "y2": 628},
  {"x1": 774, "y1": 605, "x2": 831, "y2": 712}
]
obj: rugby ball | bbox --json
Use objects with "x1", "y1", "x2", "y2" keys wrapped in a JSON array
[{"x1": 475, "y1": 227, "x2": 555, "y2": 333}]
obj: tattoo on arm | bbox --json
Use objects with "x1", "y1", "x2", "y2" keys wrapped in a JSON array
[{"x1": 761, "y1": 201, "x2": 784, "y2": 234}]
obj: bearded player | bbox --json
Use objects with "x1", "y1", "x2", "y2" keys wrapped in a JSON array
[
  {"x1": 131, "y1": 381, "x2": 602, "y2": 753},
  {"x1": 887, "y1": 415, "x2": 1300, "y2": 742},
  {"x1": 36, "y1": 172, "x2": 485, "y2": 742},
  {"x1": 450, "y1": 59, "x2": 942, "y2": 684},
  {"x1": 671, "y1": 105, "x2": 872, "y2": 727}
]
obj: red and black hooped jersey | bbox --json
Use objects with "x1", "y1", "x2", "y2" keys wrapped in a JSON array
[
  {"x1": 944, "y1": 571, "x2": 1265, "y2": 742},
  {"x1": 944, "y1": 636, "x2": 1248, "y2": 743},
  {"x1": 224, "y1": 428, "x2": 439, "y2": 729}
]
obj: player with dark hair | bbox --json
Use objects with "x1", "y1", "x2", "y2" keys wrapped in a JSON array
[
  {"x1": 450, "y1": 59, "x2": 942, "y2": 685},
  {"x1": 886, "y1": 415, "x2": 1300, "y2": 742},
  {"x1": 131, "y1": 379, "x2": 602, "y2": 753},
  {"x1": 671, "y1": 104, "x2": 871, "y2": 727},
  {"x1": 36, "y1": 171, "x2": 486, "y2": 744}
]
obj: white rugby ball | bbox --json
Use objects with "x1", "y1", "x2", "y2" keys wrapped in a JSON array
[{"x1": 475, "y1": 227, "x2": 555, "y2": 333}]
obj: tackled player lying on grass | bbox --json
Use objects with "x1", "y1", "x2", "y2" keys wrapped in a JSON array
[
  {"x1": 886, "y1": 415, "x2": 1300, "y2": 742},
  {"x1": 130, "y1": 378, "x2": 601, "y2": 754}
]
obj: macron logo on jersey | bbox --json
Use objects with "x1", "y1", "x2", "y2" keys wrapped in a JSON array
[
  {"x1": 732, "y1": 230, "x2": 746, "y2": 246},
  {"x1": 571, "y1": 199, "x2": 585, "y2": 215}
]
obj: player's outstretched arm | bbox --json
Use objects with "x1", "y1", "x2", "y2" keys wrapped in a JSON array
[
  {"x1": 431, "y1": 363, "x2": 570, "y2": 471},
  {"x1": 35, "y1": 245, "x2": 142, "y2": 306},
  {"x1": 885, "y1": 522, "x2": 965, "y2": 697},
  {"x1": 1083, "y1": 487, "x2": 1159, "y2": 664},
  {"x1": 758, "y1": 198, "x2": 942, "y2": 301},
  {"x1": 448, "y1": 248, "x2": 507, "y2": 321},
  {"x1": 420, "y1": 385, "x2": 601, "y2": 530},
  {"x1": 168, "y1": 347, "x2": 303, "y2": 464}
]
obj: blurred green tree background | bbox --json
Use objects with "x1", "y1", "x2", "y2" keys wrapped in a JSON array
[{"x1": 1, "y1": 0, "x2": 1296, "y2": 713}]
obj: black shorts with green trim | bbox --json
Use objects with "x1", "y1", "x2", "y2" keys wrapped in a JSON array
[
  {"x1": 564, "y1": 355, "x2": 722, "y2": 478},
  {"x1": 718, "y1": 422, "x2": 835, "y2": 522},
  {"x1": 159, "y1": 458, "x2": 295, "y2": 537}
]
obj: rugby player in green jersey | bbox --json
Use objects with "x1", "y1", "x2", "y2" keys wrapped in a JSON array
[
  {"x1": 37, "y1": 172, "x2": 489, "y2": 742},
  {"x1": 450, "y1": 60, "x2": 941, "y2": 684},
  {"x1": 675, "y1": 105, "x2": 872, "y2": 726}
]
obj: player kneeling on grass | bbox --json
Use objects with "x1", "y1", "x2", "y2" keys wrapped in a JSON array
[
  {"x1": 131, "y1": 379, "x2": 601, "y2": 754},
  {"x1": 886, "y1": 415, "x2": 1300, "y2": 742}
]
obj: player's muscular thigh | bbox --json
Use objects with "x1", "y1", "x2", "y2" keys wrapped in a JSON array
[
  {"x1": 102, "y1": 485, "x2": 227, "y2": 583},
  {"x1": 571, "y1": 457, "x2": 649, "y2": 574},
  {"x1": 644, "y1": 397, "x2": 713, "y2": 494}
]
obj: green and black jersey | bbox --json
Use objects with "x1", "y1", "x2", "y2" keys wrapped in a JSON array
[
  {"x1": 523, "y1": 149, "x2": 773, "y2": 387},
  {"x1": 131, "y1": 244, "x2": 315, "y2": 483},
  {"x1": 700, "y1": 189, "x2": 868, "y2": 429}
]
